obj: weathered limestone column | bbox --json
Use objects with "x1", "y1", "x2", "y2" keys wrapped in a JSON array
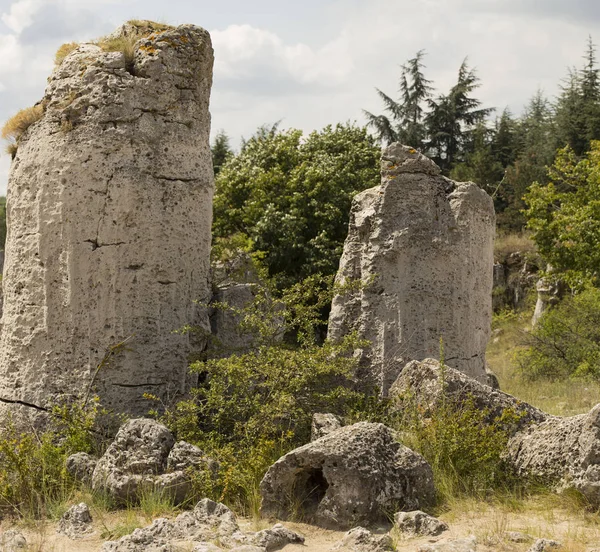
[
  {"x1": 328, "y1": 144, "x2": 495, "y2": 394},
  {"x1": 0, "y1": 23, "x2": 214, "y2": 420}
]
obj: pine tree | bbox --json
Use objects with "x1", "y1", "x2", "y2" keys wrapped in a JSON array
[
  {"x1": 211, "y1": 130, "x2": 234, "y2": 176},
  {"x1": 364, "y1": 50, "x2": 433, "y2": 148}
]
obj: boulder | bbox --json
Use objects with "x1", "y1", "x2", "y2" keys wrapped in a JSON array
[
  {"x1": 390, "y1": 358, "x2": 546, "y2": 433},
  {"x1": 506, "y1": 403, "x2": 600, "y2": 505},
  {"x1": 328, "y1": 144, "x2": 495, "y2": 394},
  {"x1": 0, "y1": 21, "x2": 214, "y2": 423},
  {"x1": 330, "y1": 527, "x2": 393, "y2": 551},
  {"x1": 66, "y1": 452, "x2": 97, "y2": 486},
  {"x1": 394, "y1": 510, "x2": 448, "y2": 537},
  {"x1": 57, "y1": 502, "x2": 94, "y2": 539},
  {"x1": 311, "y1": 413, "x2": 343, "y2": 441},
  {"x1": 92, "y1": 418, "x2": 215, "y2": 504},
  {"x1": 260, "y1": 422, "x2": 435, "y2": 529}
]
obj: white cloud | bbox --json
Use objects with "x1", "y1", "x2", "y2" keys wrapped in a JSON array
[
  {"x1": 1, "y1": 0, "x2": 43, "y2": 34},
  {"x1": 211, "y1": 24, "x2": 353, "y2": 88}
]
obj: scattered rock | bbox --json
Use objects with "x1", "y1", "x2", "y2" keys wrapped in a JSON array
[
  {"x1": 57, "y1": 502, "x2": 94, "y2": 539},
  {"x1": 0, "y1": 20, "x2": 215, "y2": 423},
  {"x1": 92, "y1": 418, "x2": 215, "y2": 504},
  {"x1": 418, "y1": 536, "x2": 477, "y2": 552},
  {"x1": 230, "y1": 546, "x2": 267, "y2": 552},
  {"x1": 528, "y1": 539, "x2": 562, "y2": 552},
  {"x1": 532, "y1": 268, "x2": 564, "y2": 327},
  {"x1": 330, "y1": 526, "x2": 393, "y2": 551},
  {"x1": 250, "y1": 524, "x2": 304, "y2": 551},
  {"x1": 394, "y1": 510, "x2": 448, "y2": 537},
  {"x1": 390, "y1": 358, "x2": 547, "y2": 433},
  {"x1": 102, "y1": 499, "x2": 245, "y2": 550},
  {"x1": 311, "y1": 413, "x2": 343, "y2": 441},
  {"x1": 66, "y1": 452, "x2": 98, "y2": 486},
  {"x1": 260, "y1": 422, "x2": 435, "y2": 529},
  {"x1": 0, "y1": 530, "x2": 27, "y2": 551},
  {"x1": 328, "y1": 143, "x2": 495, "y2": 393}
]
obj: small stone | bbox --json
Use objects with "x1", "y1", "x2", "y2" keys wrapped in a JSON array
[
  {"x1": 504, "y1": 531, "x2": 533, "y2": 543},
  {"x1": 528, "y1": 539, "x2": 562, "y2": 552},
  {"x1": 311, "y1": 413, "x2": 343, "y2": 441},
  {"x1": 0, "y1": 530, "x2": 27, "y2": 551},
  {"x1": 394, "y1": 510, "x2": 448, "y2": 537},
  {"x1": 418, "y1": 536, "x2": 477, "y2": 552},
  {"x1": 192, "y1": 544, "x2": 224, "y2": 552},
  {"x1": 57, "y1": 502, "x2": 94, "y2": 539},
  {"x1": 250, "y1": 524, "x2": 304, "y2": 551},
  {"x1": 330, "y1": 526, "x2": 393, "y2": 551}
]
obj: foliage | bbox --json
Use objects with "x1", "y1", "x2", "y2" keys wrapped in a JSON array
[
  {"x1": 517, "y1": 286, "x2": 600, "y2": 381},
  {"x1": 153, "y1": 275, "x2": 388, "y2": 512},
  {"x1": 1, "y1": 105, "x2": 44, "y2": 155},
  {"x1": 524, "y1": 142, "x2": 600, "y2": 286},
  {"x1": 54, "y1": 42, "x2": 79, "y2": 65},
  {"x1": 0, "y1": 399, "x2": 104, "y2": 518},
  {"x1": 213, "y1": 123, "x2": 380, "y2": 289}
]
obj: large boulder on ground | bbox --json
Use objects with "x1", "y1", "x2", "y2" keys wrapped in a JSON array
[
  {"x1": 0, "y1": 20, "x2": 214, "y2": 423},
  {"x1": 259, "y1": 422, "x2": 435, "y2": 529},
  {"x1": 328, "y1": 144, "x2": 495, "y2": 394},
  {"x1": 66, "y1": 452, "x2": 97, "y2": 486},
  {"x1": 92, "y1": 418, "x2": 214, "y2": 504},
  {"x1": 390, "y1": 358, "x2": 547, "y2": 433},
  {"x1": 506, "y1": 403, "x2": 600, "y2": 504}
]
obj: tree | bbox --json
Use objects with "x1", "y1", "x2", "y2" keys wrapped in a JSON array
[
  {"x1": 498, "y1": 91, "x2": 557, "y2": 231},
  {"x1": 211, "y1": 130, "x2": 234, "y2": 176},
  {"x1": 364, "y1": 50, "x2": 433, "y2": 149},
  {"x1": 212, "y1": 124, "x2": 380, "y2": 289},
  {"x1": 524, "y1": 141, "x2": 600, "y2": 286},
  {"x1": 426, "y1": 59, "x2": 493, "y2": 172}
]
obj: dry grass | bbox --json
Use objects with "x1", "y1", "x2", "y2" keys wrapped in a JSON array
[
  {"x1": 487, "y1": 309, "x2": 600, "y2": 416},
  {"x1": 54, "y1": 42, "x2": 79, "y2": 65},
  {"x1": 494, "y1": 232, "x2": 538, "y2": 263},
  {"x1": 2, "y1": 105, "x2": 44, "y2": 156},
  {"x1": 126, "y1": 19, "x2": 172, "y2": 32}
]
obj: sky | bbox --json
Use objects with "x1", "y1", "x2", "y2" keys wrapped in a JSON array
[{"x1": 0, "y1": 0, "x2": 599, "y2": 194}]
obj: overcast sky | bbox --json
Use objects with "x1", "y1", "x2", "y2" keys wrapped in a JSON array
[{"x1": 0, "y1": 0, "x2": 599, "y2": 194}]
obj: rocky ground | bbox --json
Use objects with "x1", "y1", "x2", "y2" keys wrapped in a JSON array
[{"x1": 3, "y1": 497, "x2": 599, "y2": 552}]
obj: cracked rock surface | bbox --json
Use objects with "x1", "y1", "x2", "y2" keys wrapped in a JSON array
[
  {"x1": 0, "y1": 22, "x2": 214, "y2": 421},
  {"x1": 328, "y1": 143, "x2": 495, "y2": 393}
]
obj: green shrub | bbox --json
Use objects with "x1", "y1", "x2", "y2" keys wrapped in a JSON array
[
  {"x1": 518, "y1": 286, "x2": 600, "y2": 380},
  {"x1": 397, "y1": 392, "x2": 523, "y2": 501},
  {"x1": 0, "y1": 399, "x2": 105, "y2": 518}
]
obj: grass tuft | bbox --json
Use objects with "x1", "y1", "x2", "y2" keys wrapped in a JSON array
[
  {"x1": 54, "y1": 42, "x2": 79, "y2": 65},
  {"x1": 2, "y1": 105, "x2": 44, "y2": 157}
]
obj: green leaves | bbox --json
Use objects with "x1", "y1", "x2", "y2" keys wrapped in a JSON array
[{"x1": 213, "y1": 124, "x2": 379, "y2": 289}]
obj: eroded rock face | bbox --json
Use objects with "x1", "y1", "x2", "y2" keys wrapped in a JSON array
[
  {"x1": 389, "y1": 358, "x2": 547, "y2": 434},
  {"x1": 91, "y1": 418, "x2": 215, "y2": 504},
  {"x1": 506, "y1": 404, "x2": 600, "y2": 505},
  {"x1": 311, "y1": 412, "x2": 343, "y2": 441},
  {"x1": 0, "y1": 22, "x2": 214, "y2": 420},
  {"x1": 260, "y1": 422, "x2": 435, "y2": 530},
  {"x1": 328, "y1": 144, "x2": 495, "y2": 394}
]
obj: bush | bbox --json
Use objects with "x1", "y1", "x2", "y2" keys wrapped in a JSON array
[
  {"x1": 0, "y1": 399, "x2": 105, "y2": 518},
  {"x1": 518, "y1": 286, "x2": 600, "y2": 380},
  {"x1": 395, "y1": 362, "x2": 524, "y2": 501}
]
